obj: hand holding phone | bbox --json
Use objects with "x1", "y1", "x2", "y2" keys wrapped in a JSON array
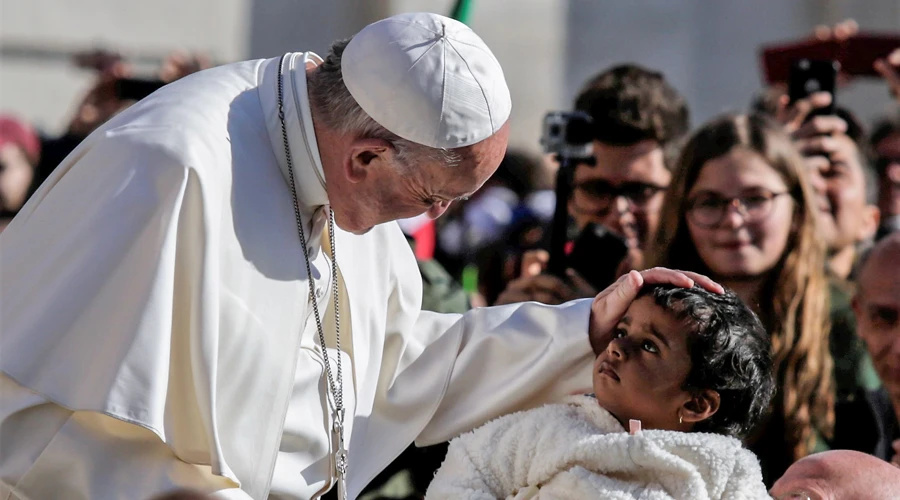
[{"x1": 788, "y1": 59, "x2": 839, "y2": 118}]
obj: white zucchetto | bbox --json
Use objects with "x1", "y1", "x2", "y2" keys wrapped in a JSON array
[{"x1": 341, "y1": 12, "x2": 511, "y2": 149}]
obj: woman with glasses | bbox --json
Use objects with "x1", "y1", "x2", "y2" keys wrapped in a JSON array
[{"x1": 646, "y1": 113, "x2": 835, "y2": 485}]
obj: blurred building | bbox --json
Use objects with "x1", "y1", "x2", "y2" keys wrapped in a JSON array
[{"x1": 1, "y1": 0, "x2": 899, "y2": 150}]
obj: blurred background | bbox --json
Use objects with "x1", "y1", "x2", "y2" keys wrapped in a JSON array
[{"x1": 2, "y1": 0, "x2": 899, "y2": 154}]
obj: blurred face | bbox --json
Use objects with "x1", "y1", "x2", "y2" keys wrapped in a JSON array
[
  {"x1": 0, "y1": 144, "x2": 34, "y2": 213},
  {"x1": 593, "y1": 296, "x2": 693, "y2": 430},
  {"x1": 854, "y1": 242, "x2": 900, "y2": 402},
  {"x1": 568, "y1": 139, "x2": 670, "y2": 250},
  {"x1": 332, "y1": 124, "x2": 509, "y2": 235},
  {"x1": 686, "y1": 149, "x2": 796, "y2": 280},
  {"x1": 874, "y1": 131, "x2": 900, "y2": 220},
  {"x1": 804, "y1": 134, "x2": 874, "y2": 252}
]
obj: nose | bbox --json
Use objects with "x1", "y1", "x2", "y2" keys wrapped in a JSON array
[
  {"x1": 606, "y1": 337, "x2": 625, "y2": 359},
  {"x1": 721, "y1": 200, "x2": 747, "y2": 228},
  {"x1": 612, "y1": 195, "x2": 633, "y2": 215},
  {"x1": 426, "y1": 201, "x2": 451, "y2": 220},
  {"x1": 610, "y1": 198, "x2": 636, "y2": 226}
]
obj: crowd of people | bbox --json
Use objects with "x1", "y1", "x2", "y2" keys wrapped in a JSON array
[
  {"x1": 1, "y1": 12, "x2": 900, "y2": 500},
  {"x1": 362, "y1": 20, "x2": 900, "y2": 499}
]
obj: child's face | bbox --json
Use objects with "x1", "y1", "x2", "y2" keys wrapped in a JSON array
[{"x1": 592, "y1": 296, "x2": 695, "y2": 431}]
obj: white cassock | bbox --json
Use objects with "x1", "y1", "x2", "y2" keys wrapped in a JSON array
[{"x1": 0, "y1": 53, "x2": 594, "y2": 500}]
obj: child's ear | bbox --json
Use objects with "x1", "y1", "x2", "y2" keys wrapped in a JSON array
[{"x1": 681, "y1": 390, "x2": 720, "y2": 424}]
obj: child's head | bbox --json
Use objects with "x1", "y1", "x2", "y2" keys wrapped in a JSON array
[{"x1": 593, "y1": 284, "x2": 774, "y2": 438}]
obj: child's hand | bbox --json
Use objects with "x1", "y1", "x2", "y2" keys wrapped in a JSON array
[{"x1": 588, "y1": 268, "x2": 722, "y2": 354}]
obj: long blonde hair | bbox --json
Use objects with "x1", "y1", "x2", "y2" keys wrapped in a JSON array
[{"x1": 646, "y1": 113, "x2": 833, "y2": 460}]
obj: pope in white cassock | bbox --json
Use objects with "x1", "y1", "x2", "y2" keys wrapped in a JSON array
[{"x1": 0, "y1": 12, "x2": 719, "y2": 500}]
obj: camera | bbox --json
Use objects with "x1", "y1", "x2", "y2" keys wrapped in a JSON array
[
  {"x1": 542, "y1": 110, "x2": 598, "y2": 278},
  {"x1": 568, "y1": 223, "x2": 629, "y2": 290},
  {"x1": 540, "y1": 111, "x2": 594, "y2": 162}
]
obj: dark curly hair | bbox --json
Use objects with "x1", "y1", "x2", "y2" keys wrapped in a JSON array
[
  {"x1": 574, "y1": 64, "x2": 690, "y2": 154},
  {"x1": 637, "y1": 284, "x2": 775, "y2": 439}
]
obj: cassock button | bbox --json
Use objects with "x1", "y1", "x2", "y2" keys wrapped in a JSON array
[{"x1": 316, "y1": 287, "x2": 325, "y2": 299}]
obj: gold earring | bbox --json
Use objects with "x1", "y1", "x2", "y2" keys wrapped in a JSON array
[{"x1": 679, "y1": 412, "x2": 683, "y2": 425}]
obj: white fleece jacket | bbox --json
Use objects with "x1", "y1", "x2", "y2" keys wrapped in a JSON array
[{"x1": 425, "y1": 395, "x2": 770, "y2": 500}]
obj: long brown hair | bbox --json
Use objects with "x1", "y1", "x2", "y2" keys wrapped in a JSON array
[{"x1": 646, "y1": 113, "x2": 833, "y2": 460}]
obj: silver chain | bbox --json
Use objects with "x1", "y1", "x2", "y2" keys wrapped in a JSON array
[{"x1": 276, "y1": 54, "x2": 347, "y2": 495}]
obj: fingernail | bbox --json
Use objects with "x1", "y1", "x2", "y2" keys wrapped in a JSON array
[{"x1": 529, "y1": 263, "x2": 541, "y2": 275}]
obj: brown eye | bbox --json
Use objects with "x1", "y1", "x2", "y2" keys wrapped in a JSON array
[{"x1": 642, "y1": 341, "x2": 659, "y2": 354}]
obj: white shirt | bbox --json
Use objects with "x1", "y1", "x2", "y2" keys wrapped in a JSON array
[{"x1": 0, "y1": 52, "x2": 596, "y2": 500}]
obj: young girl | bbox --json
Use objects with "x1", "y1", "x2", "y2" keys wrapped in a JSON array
[
  {"x1": 426, "y1": 285, "x2": 774, "y2": 499},
  {"x1": 646, "y1": 113, "x2": 834, "y2": 483}
]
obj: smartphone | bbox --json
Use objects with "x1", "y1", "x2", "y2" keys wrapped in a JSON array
[
  {"x1": 114, "y1": 78, "x2": 166, "y2": 101},
  {"x1": 788, "y1": 59, "x2": 839, "y2": 116},
  {"x1": 843, "y1": 34, "x2": 900, "y2": 77},
  {"x1": 566, "y1": 223, "x2": 629, "y2": 291}
]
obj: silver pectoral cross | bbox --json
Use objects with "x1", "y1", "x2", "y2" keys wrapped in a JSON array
[{"x1": 334, "y1": 410, "x2": 348, "y2": 500}]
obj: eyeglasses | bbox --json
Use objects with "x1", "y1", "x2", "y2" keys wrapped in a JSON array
[
  {"x1": 572, "y1": 180, "x2": 667, "y2": 214},
  {"x1": 686, "y1": 191, "x2": 790, "y2": 228}
]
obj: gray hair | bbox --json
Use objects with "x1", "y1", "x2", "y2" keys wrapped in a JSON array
[{"x1": 307, "y1": 38, "x2": 463, "y2": 170}]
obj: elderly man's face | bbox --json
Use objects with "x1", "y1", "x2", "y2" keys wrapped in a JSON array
[
  {"x1": 854, "y1": 236, "x2": 900, "y2": 400},
  {"x1": 333, "y1": 124, "x2": 509, "y2": 235}
]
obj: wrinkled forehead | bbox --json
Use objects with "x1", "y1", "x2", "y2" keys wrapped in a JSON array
[{"x1": 769, "y1": 459, "x2": 833, "y2": 499}]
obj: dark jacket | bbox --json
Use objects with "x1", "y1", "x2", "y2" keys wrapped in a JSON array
[{"x1": 832, "y1": 387, "x2": 898, "y2": 462}]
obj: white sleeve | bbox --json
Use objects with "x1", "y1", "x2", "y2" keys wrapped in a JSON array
[
  {"x1": 416, "y1": 299, "x2": 595, "y2": 444},
  {"x1": 0, "y1": 376, "x2": 252, "y2": 500}
]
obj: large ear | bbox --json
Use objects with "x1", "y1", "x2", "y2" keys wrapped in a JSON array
[
  {"x1": 681, "y1": 390, "x2": 721, "y2": 424},
  {"x1": 344, "y1": 138, "x2": 393, "y2": 184}
]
